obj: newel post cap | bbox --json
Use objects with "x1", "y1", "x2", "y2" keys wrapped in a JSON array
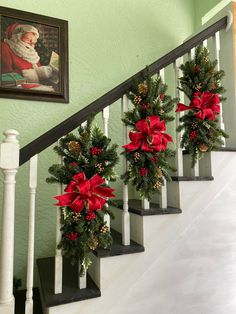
[
  {"x1": 3, "y1": 129, "x2": 19, "y2": 143},
  {"x1": 0, "y1": 129, "x2": 20, "y2": 169}
]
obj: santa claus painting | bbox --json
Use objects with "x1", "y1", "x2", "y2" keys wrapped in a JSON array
[{"x1": 1, "y1": 21, "x2": 59, "y2": 91}]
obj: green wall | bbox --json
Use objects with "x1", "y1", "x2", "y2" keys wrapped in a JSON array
[
  {"x1": 0, "y1": 0, "x2": 196, "y2": 286},
  {"x1": 194, "y1": 0, "x2": 224, "y2": 28}
]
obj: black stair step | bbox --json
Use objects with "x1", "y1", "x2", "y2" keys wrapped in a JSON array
[
  {"x1": 15, "y1": 287, "x2": 42, "y2": 314},
  {"x1": 215, "y1": 147, "x2": 236, "y2": 152},
  {"x1": 37, "y1": 257, "x2": 101, "y2": 308},
  {"x1": 114, "y1": 199, "x2": 181, "y2": 216},
  {"x1": 94, "y1": 228, "x2": 145, "y2": 257},
  {"x1": 172, "y1": 176, "x2": 214, "y2": 181}
]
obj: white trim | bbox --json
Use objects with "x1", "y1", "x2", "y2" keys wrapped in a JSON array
[{"x1": 202, "y1": 0, "x2": 234, "y2": 25}]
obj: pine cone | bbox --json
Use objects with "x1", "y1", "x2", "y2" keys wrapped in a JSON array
[
  {"x1": 198, "y1": 143, "x2": 208, "y2": 152},
  {"x1": 138, "y1": 83, "x2": 148, "y2": 95},
  {"x1": 68, "y1": 141, "x2": 81, "y2": 153},
  {"x1": 157, "y1": 168, "x2": 163, "y2": 178}
]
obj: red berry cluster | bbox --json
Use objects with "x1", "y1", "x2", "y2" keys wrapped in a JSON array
[
  {"x1": 90, "y1": 147, "x2": 103, "y2": 155},
  {"x1": 159, "y1": 93, "x2": 165, "y2": 101},
  {"x1": 150, "y1": 156, "x2": 158, "y2": 163},
  {"x1": 68, "y1": 162, "x2": 79, "y2": 167},
  {"x1": 141, "y1": 103, "x2": 150, "y2": 111},
  {"x1": 65, "y1": 232, "x2": 79, "y2": 241},
  {"x1": 139, "y1": 167, "x2": 148, "y2": 176},
  {"x1": 189, "y1": 131, "x2": 197, "y2": 140},
  {"x1": 86, "y1": 212, "x2": 96, "y2": 221},
  {"x1": 194, "y1": 65, "x2": 201, "y2": 73}
]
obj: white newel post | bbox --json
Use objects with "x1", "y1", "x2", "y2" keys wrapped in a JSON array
[
  {"x1": 122, "y1": 95, "x2": 130, "y2": 245},
  {"x1": 103, "y1": 106, "x2": 110, "y2": 230},
  {"x1": 25, "y1": 155, "x2": 38, "y2": 314},
  {"x1": 0, "y1": 130, "x2": 19, "y2": 314},
  {"x1": 54, "y1": 153, "x2": 63, "y2": 294}
]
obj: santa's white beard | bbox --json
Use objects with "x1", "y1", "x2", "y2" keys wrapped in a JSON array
[{"x1": 5, "y1": 34, "x2": 40, "y2": 66}]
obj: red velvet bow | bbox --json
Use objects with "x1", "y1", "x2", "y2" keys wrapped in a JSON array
[
  {"x1": 176, "y1": 91, "x2": 220, "y2": 121},
  {"x1": 54, "y1": 172, "x2": 115, "y2": 212},
  {"x1": 122, "y1": 116, "x2": 173, "y2": 152}
]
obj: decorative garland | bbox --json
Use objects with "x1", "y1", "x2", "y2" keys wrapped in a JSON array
[
  {"x1": 121, "y1": 74, "x2": 176, "y2": 200},
  {"x1": 47, "y1": 117, "x2": 119, "y2": 273},
  {"x1": 176, "y1": 45, "x2": 228, "y2": 166}
]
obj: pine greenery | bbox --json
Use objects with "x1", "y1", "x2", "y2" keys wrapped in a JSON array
[
  {"x1": 47, "y1": 116, "x2": 119, "y2": 273},
  {"x1": 121, "y1": 74, "x2": 176, "y2": 200},
  {"x1": 177, "y1": 45, "x2": 228, "y2": 166}
]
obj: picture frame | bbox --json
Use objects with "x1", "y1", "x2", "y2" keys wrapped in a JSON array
[{"x1": 0, "y1": 6, "x2": 69, "y2": 103}]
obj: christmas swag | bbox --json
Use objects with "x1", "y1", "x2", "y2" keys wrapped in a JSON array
[
  {"x1": 47, "y1": 117, "x2": 119, "y2": 273},
  {"x1": 176, "y1": 45, "x2": 228, "y2": 166},
  {"x1": 121, "y1": 73, "x2": 176, "y2": 200}
]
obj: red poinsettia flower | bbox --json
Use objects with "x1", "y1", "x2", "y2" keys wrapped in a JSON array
[
  {"x1": 176, "y1": 91, "x2": 220, "y2": 121},
  {"x1": 54, "y1": 172, "x2": 115, "y2": 212},
  {"x1": 122, "y1": 116, "x2": 173, "y2": 152}
]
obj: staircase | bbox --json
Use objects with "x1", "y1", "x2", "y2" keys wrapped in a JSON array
[{"x1": 1, "y1": 7, "x2": 236, "y2": 314}]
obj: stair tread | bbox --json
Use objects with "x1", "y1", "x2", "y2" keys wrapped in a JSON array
[
  {"x1": 37, "y1": 257, "x2": 101, "y2": 308},
  {"x1": 94, "y1": 229, "x2": 144, "y2": 257},
  {"x1": 113, "y1": 199, "x2": 182, "y2": 216},
  {"x1": 172, "y1": 176, "x2": 214, "y2": 181},
  {"x1": 215, "y1": 147, "x2": 236, "y2": 152}
]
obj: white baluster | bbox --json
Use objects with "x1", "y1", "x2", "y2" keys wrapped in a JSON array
[
  {"x1": 142, "y1": 199, "x2": 150, "y2": 210},
  {"x1": 214, "y1": 31, "x2": 225, "y2": 146},
  {"x1": 78, "y1": 262, "x2": 86, "y2": 289},
  {"x1": 189, "y1": 49, "x2": 200, "y2": 176},
  {"x1": 190, "y1": 47, "x2": 195, "y2": 59},
  {"x1": 159, "y1": 68, "x2": 165, "y2": 81},
  {"x1": 81, "y1": 121, "x2": 87, "y2": 128},
  {"x1": 25, "y1": 155, "x2": 38, "y2": 314},
  {"x1": 0, "y1": 129, "x2": 19, "y2": 314},
  {"x1": 203, "y1": 39, "x2": 208, "y2": 48},
  {"x1": 122, "y1": 95, "x2": 130, "y2": 245},
  {"x1": 159, "y1": 68, "x2": 168, "y2": 208},
  {"x1": 70, "y1": 124, "x2": 87, "y2": 289},
  {"x1": 54, "y1": 153, "x2": 63, "y2": 294},
  {"x1": 174, "y1": 58, "x2": 184, "y2": 176},
  {"x1": 103, "y1": 106, "x2": 109, "y2": 138},
  {"x1": 103, "y1": 106, "x2": 110, "y2": 230}
]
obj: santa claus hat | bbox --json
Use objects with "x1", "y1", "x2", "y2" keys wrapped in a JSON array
[{"x1": 6, "y1": 23, "x2": 39, "y2": 39}]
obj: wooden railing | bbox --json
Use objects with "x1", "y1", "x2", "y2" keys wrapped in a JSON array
[
  {"x1": 19, "y1": 16, "x2": 228, "y2": 166},
  {"x1": 0, "y1": 15, "x2": 231, "y2": 314}
]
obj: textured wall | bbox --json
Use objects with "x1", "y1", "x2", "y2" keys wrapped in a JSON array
[
  {"x1": 0, "y1": 0, "x2": 195, "y2": 286},
  {"x1": 194, "y1": 0, "x2": 224, "y2": 28}
]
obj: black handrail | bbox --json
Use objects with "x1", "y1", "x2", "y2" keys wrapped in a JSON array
[{"x1": 19, "y1": 16, "x2": 228, "y2": 166}]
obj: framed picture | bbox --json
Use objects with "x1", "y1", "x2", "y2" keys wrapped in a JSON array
[{"x1": 0, "y1": 6, "x2": 69, "y2": 103}]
